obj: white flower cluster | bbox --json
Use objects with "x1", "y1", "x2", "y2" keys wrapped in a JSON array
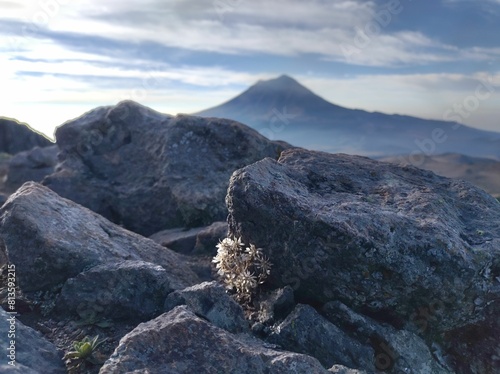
[{"x1": 212, "y1": 237, "x2": 272, "y2": 303}]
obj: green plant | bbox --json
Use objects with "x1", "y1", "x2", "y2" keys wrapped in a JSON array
[
  {"x1": 65, "y1": 335, "x2": 106, "y2": 362},
  {"x1": 212, "y1": 237, "x2": 272, "y2": 304}
]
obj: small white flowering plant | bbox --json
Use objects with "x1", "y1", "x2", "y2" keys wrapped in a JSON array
[{"x1": 212, "y1": 236, "x2": 272, "y2": 304}]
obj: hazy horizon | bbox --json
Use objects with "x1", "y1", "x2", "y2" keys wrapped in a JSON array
[{"x1": 2, "y1": 0, "x2": 499, "y2": 138}]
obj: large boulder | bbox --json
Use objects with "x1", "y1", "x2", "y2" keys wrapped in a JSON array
[
  {"x1": 0, "y1": 182, "x2": 199, "y2": 293},
  {"x1": 0, "y1": 308, "x2": 66, "y2": 373},
  {"x1": 100, "y1": 305, "x2": 332, "y2": 373},
  {"x1": 0, "y1": 117, "x2": 52, "y2": 154},
  {"x1": 4, "y1": 145, "x2": 58, "y2": 192},
  {"x1": 226, "y1": 148, "x2": 500, "y2": 334},
  {"x1": 43, "y1": 100, "x2": 289, "y2": 236}
]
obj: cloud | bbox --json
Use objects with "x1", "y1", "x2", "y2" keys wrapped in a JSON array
[
  {"x1": 2, "y1": 0, "x2": 499, "y2": 68},
  {"x1": 0, "y1": 0, "x2": 498, "y2": 138},
  {"x1": 8, "y1": 0, "x2": 498, "y2": 68}
]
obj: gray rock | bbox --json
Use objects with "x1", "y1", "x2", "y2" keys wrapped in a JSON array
[
  {"x1": 269, "y1": 304, "x2": 375, "y2": 371},
  {"x1": 149, "y1": 221, "x2": 227, "y2": 255},
  {"x1": 226, "y1": 148, "x2": 500, "y2": 333},
  {"x1": 0, "y1": 117, "x2": 52, "y2": 154},
  {"x1": 443, "y1": 304, "x2": 500, "y2": 374},
  {"x1": 0, "y1": 308, "x2": 65, "y2": 373},
  {"x1": 57, "y1": 260, "x2": 176, "y2": 322},
  {"x1": 100, "y1": 305, "x2": 330, "y2": 373},
  {"x1": 4, "y1": 145, "x2": 58, "y2": 191},
  {"x1": 322, "y1": 301, "x2": 452, "y2": 374},
  {"x1": 164, "y1": 281, "x2": 248, "y2": 333},
  {"x1": 0, "y1": 182, "x2": 199, "y2": 293},
  {"x1": 193, "y1": 221, "x2": 228, "y2": 254},
  {"x1": 256, "y1": 285, "x2": 295, "y2": 325},
  {"x1": 43, "y1": 100, "x2": 289, "y2": 236},
  {"x1": 328, "y1": 366, "x2": 367, "y2": 374}
]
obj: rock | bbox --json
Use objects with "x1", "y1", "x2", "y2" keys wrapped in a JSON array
[
  {"x1": 149, "y1": 221, "x2": 227, "y2": 255},
  {"x1": 43, "y1": 100, "x2": 289, "y2": 236},
  {"x1": 193, "y1": 221, "x2": 228, "y2": 254},
  {"x1": 0, "y1": 182, "x2": 199, "y2": 293},
  {"x1": 164, "y1": 281, "x2": 248, "y2": 333},
  {"x1": 0, "y1": 308, "x2": 66, "y2": 373},
  {"x1": 4, "y1": 145, "x2": 58, "y2": 192},
  {"x1": 328, "y1": 366, "x2": 367, "y2": 374},
  {"x1": 322, "y1": 301, "x2": 452, "y2": 373},
  {"x1": 0, "y1": 117, "x2": 52, "y2": 154},
  {"x1": 0, "y1": 153, "x2": 11, "y2": 191},
  {"x1": 0, "y1": 193, "x2": 7, "y2": 206},
  {"x1": 57, "y1": 260, "x2": 176, "y2": 323},
  {"x1": 443, "y1": 303, "x2": 500, "y2": 374},
  {"x1": 268, "y1": 304, "x2": 375, "y2": 371},
  {"x1": 100, "y1": 305, "x2": 330, "y2": 373},
  {"x1": 226, "y1": 148, "x2": 500, "y2": 333},
  {"x1": 256, "y1": 286, "x2": 295, "y2": 325}
]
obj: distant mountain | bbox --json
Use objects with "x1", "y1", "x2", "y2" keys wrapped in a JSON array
[
  {"x1": 0, "y1": 117, "x2": 52, "y2": 154},
  {"x1": 196, "y1": 75, "x2": 500, "y2": 159}
]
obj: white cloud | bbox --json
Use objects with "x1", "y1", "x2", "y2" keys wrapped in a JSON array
[
  {"x1": 3, "y1": 0, "x2": 500, "y2": 67},
  {"x1": 1, "y1": 0, "x2": 499, "y2": 138}
]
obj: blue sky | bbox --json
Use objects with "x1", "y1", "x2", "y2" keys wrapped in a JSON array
[{"x1": 1, "y1": 0, "x2": 499, "y2": 139}]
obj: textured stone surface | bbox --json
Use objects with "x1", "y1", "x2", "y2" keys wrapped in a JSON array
[
  {"x1": 164, "y1": 281, "x2": 248, "y2": 333},
  {"x1": 100, "y1": 305, "x2": 330, "y2": 373},
  {"x1": 0, "y1": 308, "x2": 65, "y2": 373},
  {"x1": 4, "y1": 145, "x2": 58, "y2": 192},
  {"x1": 255, "y1": 286, "x2": 295, "y2": 325},
  {"x1": 322, "y1": 301, "x2": 452, "y2": 373},
  {"x1": 443, "y1": 303, "x2": 500, "y2": 374},
  {"x1": 57, "y1": 260, "x2": 176, "y2": 322},
  {"x1": 0, "y1": 117, "x2": 52, "y2": 154},
  {"x1": 269, "y1": 304, "x2": 375, "y2": 371},
  {"x1": 43, "y1": 100, "x2": 289, "y2": 236},
  {"x1": 226, "y1": 148, "x2": 500, "y2": 333},
  {"x1": 0, "y1": 182, "x2": 199, "y2": 292}
]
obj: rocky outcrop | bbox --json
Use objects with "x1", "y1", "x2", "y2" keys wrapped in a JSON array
[
  {"x1": 226, "y1": 148, "x2": 500, "y2": 335},
  {"x1": 0, "y1": 182, "x2": 199, "y2": 293},
  {"x1": 100, "y1": 305, "x2": 332, "y2": 373},
  {"x1": 4, "y1": 145, "x2": 58, "y2": 192},
  {"x1": 0, "y1": 118, "x2": 52, "y2": 155},
  {"x1": 0, "y1": 308, "x2": 66, "y2": 373},
  {"x1": 43, "y1": 100, "x2": 289, "y2": 236},
  {"x1": 2, "y1": 106, "x2": 498, "y2": 374}
]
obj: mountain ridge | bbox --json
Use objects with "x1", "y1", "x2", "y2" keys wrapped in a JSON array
[{"x1": 196, "y1": 75, "x2": 500, "y2": 159}]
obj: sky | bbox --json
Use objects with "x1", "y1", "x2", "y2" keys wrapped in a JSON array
[{"x1": 1, "y1": 0, "x2": 499, "y2": 140}]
